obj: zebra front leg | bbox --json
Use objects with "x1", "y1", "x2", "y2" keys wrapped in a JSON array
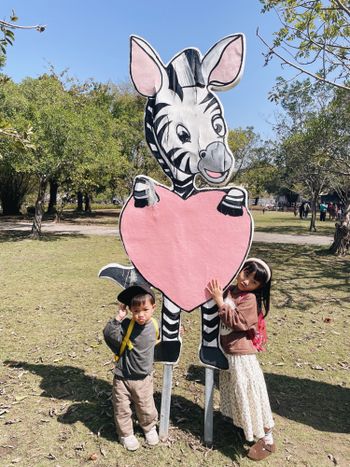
[
  {"x1": 154, "y1": 297, "x2": 182, "y2": 364},
  {"x1": 199, "y1": 300, "x2": 228, "y2": 370},
  {"x1": 133, "y1": 175, "x2": 159, "y2": 207},
  {"x1": 217, "y1": 187, "x2": 246, "y2": 217}
]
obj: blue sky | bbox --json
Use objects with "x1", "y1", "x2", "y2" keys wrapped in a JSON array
[{"x1": 1, "y1": 0, "x2": 291, "y2": 139}]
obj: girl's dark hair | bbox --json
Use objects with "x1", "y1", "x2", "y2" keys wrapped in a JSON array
[
  {"x1": 225, "y1": 259, "x2": 272, "y2": 317},
  {"x1": 243, "y1": 260, "x2": 272, "y2": 317}
]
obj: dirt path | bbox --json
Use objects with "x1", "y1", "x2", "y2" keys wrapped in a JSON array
[{"x1": 0, "y1": 219, "x2": 333, "y2": 245}]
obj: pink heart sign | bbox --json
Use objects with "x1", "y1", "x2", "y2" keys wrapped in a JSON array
[{"x1": 120, "y1": 186, "x2": 253, "y2": 311}]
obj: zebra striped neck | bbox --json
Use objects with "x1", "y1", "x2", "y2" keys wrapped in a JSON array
[{"x1": 173, "y1": 178, "x2": 196, "y2": 199}]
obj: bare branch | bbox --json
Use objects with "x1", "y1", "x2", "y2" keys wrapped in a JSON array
[
  {"x1": 334, "y1": 0, "x2": 350, "y2": 17},
  {"x1": 256, "y1": 28, "x2": 350, "y2": 91},
  {"x1": 0, "y1": 19, "x2": 46, "y2": 32}
]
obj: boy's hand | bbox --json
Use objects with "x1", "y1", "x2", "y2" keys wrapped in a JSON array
[
  {"x1": 206, "y1": 279, "x2": 224, "y2": 307},
  {"x1": 116, "y1": 303, "x2": 128, "y2": 321}
]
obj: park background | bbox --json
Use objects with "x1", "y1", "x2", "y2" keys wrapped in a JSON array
[{"x1": 1, "y1": 1, "x2": 349, "y2": 466}]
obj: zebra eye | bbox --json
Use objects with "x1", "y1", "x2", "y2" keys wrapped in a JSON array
[
  {"x1": 176, "y1": 124, "x2": 191, "y2": 144},
  {"x1": 212, "y1": 116, "x2": 226, "y2": 137}
]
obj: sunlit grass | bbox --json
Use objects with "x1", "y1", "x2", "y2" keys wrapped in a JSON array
[{"x1": 1, "y1": 235, "x2": 349, "y2": 466}]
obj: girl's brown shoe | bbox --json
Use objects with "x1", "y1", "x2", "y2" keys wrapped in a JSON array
[{"x1": 247, "y1": 438, "x2": 276, "y2": 461}]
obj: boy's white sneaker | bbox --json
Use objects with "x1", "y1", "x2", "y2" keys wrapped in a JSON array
[
  {"x1": 120, "y1": 434, "x2": 140, "y2": 451},
  {"x1": 145, "y1": 427, "x2": 159, "y2": 446}
]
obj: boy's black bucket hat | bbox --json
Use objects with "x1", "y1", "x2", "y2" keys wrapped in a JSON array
[{"x1": 118, "y1": 284, "x2": 155, "y2": 307}]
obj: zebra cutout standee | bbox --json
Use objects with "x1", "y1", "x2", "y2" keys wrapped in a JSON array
[{"x1": 99, "y1": 34, "x2": 253, "y2": 444}]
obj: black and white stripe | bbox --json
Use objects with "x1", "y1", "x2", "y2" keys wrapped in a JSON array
[{"x1": 217, "y1": 187, "x2": 245, "y2": 216}]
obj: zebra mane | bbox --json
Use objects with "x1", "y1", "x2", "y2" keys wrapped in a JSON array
[{"x1": 166, "y1": 48, "x2": 205, "y2": 100}]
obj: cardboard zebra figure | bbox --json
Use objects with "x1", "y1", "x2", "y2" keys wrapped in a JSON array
[{"x1": 100, "y1": 34, "x2": 253, "y2": 370}]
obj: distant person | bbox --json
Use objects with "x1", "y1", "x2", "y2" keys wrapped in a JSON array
[
  {"x1": 319, "y1": 202, "x2": 328, "y2": 221},
  {"x1": 337, "y1": 206, "x2": 343, "y2": 221},
  {"x1": 103, "y1": 285, "x2": 159, "y2": 451},
  {"x1": 334, "y1": 204, "x2": 339, "y2": 220},
  {"x1": 299, "y1": 202, "x2": 305, "y2": 219},
  {"x1": 328, "y1": 202, "x2": 336, "y2": 220},
  {"x1": 304, "y1": 202, "x2": 310, "y2": 218},
  {"x1": 207, "y1": 258, "x2": 276, "y2": 461}
]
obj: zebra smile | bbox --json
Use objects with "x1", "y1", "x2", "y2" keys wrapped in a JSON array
[
  {"x1": 200, "y1": 167, "x2": 230, "y2": 184},
  {"x1": 205, "y1": 170, "x2": 225, "y2": 179}
]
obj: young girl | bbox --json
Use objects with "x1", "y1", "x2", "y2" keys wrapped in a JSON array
[{"x1": 207, "y1": 258, "x2": 275, "y2": 461}]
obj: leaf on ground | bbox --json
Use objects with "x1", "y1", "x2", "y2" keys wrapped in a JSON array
[
  {"x1": 311, "y1": 365, "x2": 325, "y2": 371},
  {"x1": 327, "y1": 453, "x2": 338, "y2": 465},
  {"x1": 5, "y1": 418, "x2": 22, "y2": 425},
  {"x1": 14, "y1": 395, "x2": 27, "y2": 402},
  {"x1": 88, "y1": 452, "x2": 98, "y2": 461},
  {"x1": 174, "y1": 417, "x2": 187, "y2": 423},
  {"x1": 74, "y1": 442, "x2": 86, "y2": 451},
  {"x1": 49, "y1": 408, "x2": 57, "y2": 417},
  {"x1": 99, "y1": 446, "x2": 107, "y2": 457}
]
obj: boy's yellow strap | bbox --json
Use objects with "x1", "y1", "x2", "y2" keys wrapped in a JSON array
[
  {"x1": 115, "y1": 317, "x2": 160, "y2": 362},
  {"x1": 151, "y1": 317, "x2": 160, "y2": 342},
  {"x1": 115, "y1": 319, "x2": 135, "y2": 362}
]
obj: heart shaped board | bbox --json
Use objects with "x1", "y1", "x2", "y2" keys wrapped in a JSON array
[{"x1": 120, "y1": 185, "x2": 253, "y2": 311}]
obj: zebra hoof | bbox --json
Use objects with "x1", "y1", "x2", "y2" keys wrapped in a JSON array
[
  {"x1": 134, "y1": 198, "x2": 149, "y2": 208},
  {"x1": 199, "y1": 346, "x2": 228, "y2": 370},
  {"x1": 154, "y1": 341, "x2": 181, "y2": 364},
  {"x1": 217, "y1": 203, "x2": 243, "y2": 217}
]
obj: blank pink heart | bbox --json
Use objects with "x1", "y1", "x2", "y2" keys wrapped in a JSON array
[{"x1": 120, "y1": 186, "x2": 252, "y2": 311}]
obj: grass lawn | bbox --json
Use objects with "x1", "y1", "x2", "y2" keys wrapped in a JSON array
[
  {"x1": 1, "y1": 234, "x2": 349, "y2": 466},
  {"x1": 252, "y1": 210, "x2": 335, "y2": 237}
]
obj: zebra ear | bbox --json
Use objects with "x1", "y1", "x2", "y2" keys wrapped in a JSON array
[
  {"x1": 130, "y1": 36, "x2": 165, "y2": 97},
  {"x1": 202, "y1": 34, "x2": 245, "y2": 91}
]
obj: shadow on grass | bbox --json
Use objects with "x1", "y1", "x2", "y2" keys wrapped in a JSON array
[
  {"x1": 255, "y1": 225, "x2": 334, "y2": 236},
  {"x1": 251, "y1": 243, "x2": 350, "y2": 306},
  {"x1": 61, "y1": 210, "x2": 120, "y2": 223},
  {"x1": 3, "y1": 360, "x2": 246, "y2": 461},
  {"x1": 0, "y1": 231, "x2": 87, "y2": 243},
  {"x1": 186, "y1": 364, "x2": 350, "y2": 434}
]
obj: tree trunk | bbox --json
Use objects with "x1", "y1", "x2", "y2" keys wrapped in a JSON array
[
  {"x1": 309, "y1": 195, "x2": 317, "y2": 232},
  {"x1": 47, "y1": 179, "x2": 58, "y2": 214},
  {"x1": 84, "y1": 193, "x2": 91, "y2": 213},
  {"x1": 31, "y1": 178, "x2": 48, "y2": 239},
  {"x1": 76, "y1": 191, "x2": 83, "y2": 211}
]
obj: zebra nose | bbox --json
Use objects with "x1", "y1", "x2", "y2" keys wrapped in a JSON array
[{"x1": 199, "y1": 150, "x2": 206, "y2": 159}]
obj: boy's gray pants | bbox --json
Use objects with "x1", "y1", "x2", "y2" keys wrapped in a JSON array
[{"x1": 112, "y1": 373, "x2": 158, "y2": 438}]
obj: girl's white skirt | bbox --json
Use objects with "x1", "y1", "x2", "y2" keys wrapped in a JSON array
[{"x1": 219, "y1": 354, "x2": 274, "y2": 442}]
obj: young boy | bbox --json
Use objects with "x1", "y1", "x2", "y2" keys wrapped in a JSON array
[{"x1": 103, "y1": 284, "x2": 159, "y2": 451}]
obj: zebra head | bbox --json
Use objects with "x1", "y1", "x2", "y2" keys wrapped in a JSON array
[{"x1": 130, "y1": 35, "x2": 245, "y2": 186}]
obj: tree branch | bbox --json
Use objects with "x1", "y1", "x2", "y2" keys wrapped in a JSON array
[
  {"x1": 334, "y1": 0, "x2": 350, "y2": 17},
  {"x1": 0, "y1": 19, "x2": 45, "y2": 32},
  {"x1": 256, "y1": 28, "x2": 350, "y2": 91}
]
